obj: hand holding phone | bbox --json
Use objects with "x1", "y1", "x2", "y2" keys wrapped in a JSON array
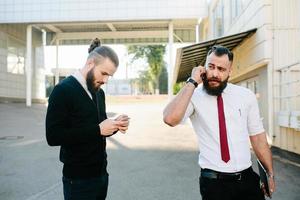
[
  {"x1": 201, "y1": 71, "x2": 207, "y2": 82},
  {"x1": 114, "y1": 114, "x2": 130, "y2": 134},
  {"x1": 191, "y1": 66, "x2": 206, "y2": 84}
]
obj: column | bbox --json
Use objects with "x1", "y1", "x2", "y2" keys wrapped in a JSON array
[
  {"x1": 55, "y1": 39, "x2": 60, "y2": 85},
  {"x1": 168, "y1": 22, "x2": 174, "y2": 98},
  {"x1": 196, "y1": 24, "x2": 200, "y2": 43},
  {"x1": 26, "y1": 25, "x2": 32, "y2": 107}
]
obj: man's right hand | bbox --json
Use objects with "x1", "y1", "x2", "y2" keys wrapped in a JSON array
[
  {"x1": 191, "y1": 66, "x2": 206, "y2": 84},
  {"x1": 99, "y1": 119, "x2": 122, "y2": 136}
]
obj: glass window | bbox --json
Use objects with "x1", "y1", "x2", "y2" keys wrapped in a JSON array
[
  {"x1": 213, "y1": 0, "x2": 224, "y2": 37},
  {"x1": 238, "y1": 76, "x2": 259, "y2": 98},
  {"x1": 7, "y1": 37, "x2": 25, "y2": 74},
  {"x1": 230, "y1": 0, "x2": 250, "y2": 23}
]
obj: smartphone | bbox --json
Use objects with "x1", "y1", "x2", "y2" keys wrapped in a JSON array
[{"x1": 201, "y1": 71, "x2": 207, "y2": 82}]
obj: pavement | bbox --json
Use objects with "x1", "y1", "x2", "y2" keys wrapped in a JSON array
[{"x1": 0, "y1": 98, "x2": 299, "y2": 200}]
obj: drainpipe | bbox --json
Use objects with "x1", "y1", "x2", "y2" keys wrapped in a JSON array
[{"x1": 268, "y1": 1, "x2": 275, "y2": 142}]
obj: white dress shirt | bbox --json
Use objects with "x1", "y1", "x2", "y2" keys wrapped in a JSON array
[
  {"x1": 182, "y1": 83, "x2": 265, "y2": 173},
  {"x1": 72, "y1": 70, "x2": 93, "y2": 100}
]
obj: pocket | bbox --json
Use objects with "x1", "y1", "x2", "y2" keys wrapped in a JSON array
[
  {"x1": 199, "y1": 177, "x2": 214, "y2": 196},
  {"x1": 248, "y1": 171, "x2": 263, "y2": 192},
  {"x1": 252, "y1": 171, "x2": 261, "y2": 183}
]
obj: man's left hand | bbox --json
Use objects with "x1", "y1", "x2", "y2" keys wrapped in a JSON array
[
  {"x1": 114, "y1": 114, "x2": 130, "y2": 133},
  {"x1": 261, "y1": 174, "x2": 275, "y2": 198},
  {"x1": 268, "y1": 174, "x2": 276, "y2": 197}
]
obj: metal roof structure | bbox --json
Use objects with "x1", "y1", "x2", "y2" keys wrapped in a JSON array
[
  {"x1": 174, "y1": 28, "x2": 257, "y2": 83},
  {"x1": 35, "y1": 19, "x2": 200, "y2": 45}
]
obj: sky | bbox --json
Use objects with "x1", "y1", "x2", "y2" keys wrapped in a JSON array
[
  {"x1": 44, "y1": 43, "x2": 190, "y2": 80},
  {"x1": 44, "y1": 44, "x2": 144, "y2": 80}
]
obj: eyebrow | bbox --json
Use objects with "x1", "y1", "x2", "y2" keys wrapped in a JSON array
[
  {"x1": 102, "y1": 71, "x2": 113, "y2": 76},
  {"x1": 208, "y1": 63, "x2": 225, "y2": 68},
  {"x1": 208, "y1": 63, "x2": 229, "y2": 72}
]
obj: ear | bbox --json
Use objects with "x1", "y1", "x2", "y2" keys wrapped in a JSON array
[{"x1": 86, "y1": 58, "x2": 95, "y2": 70}]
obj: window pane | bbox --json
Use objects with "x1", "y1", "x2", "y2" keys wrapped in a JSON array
[{"x1": 7, "y1": 37, "x2": 25, "y2": 74}]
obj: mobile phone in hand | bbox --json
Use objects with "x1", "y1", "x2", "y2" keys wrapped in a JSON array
[{"x1": 201, "y1": 72, "x2": 207, "y2": 82}]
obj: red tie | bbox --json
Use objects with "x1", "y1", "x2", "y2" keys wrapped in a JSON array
[{"x1": 217, "y1": 95, "x2": 230, "y2": 163}]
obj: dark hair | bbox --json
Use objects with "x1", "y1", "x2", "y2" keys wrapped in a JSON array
[
  {"x1": 88, "y1": 38, "x2": 101, "y2": 53},
  {"x1": 207, "y1": 45, "x2": 233, "y2": 62},
  {"x1": 87, "y1": 38, "x2": 119, "y2": 67}
]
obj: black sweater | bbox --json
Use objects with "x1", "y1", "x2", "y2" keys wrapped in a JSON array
[{"x1": 46, "y1": 76, "x2": 108, "y2": 178}]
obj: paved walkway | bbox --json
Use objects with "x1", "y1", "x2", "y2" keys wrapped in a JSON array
[{"x1": 0, "y1": 99, "x2": 299, "y2": 200}]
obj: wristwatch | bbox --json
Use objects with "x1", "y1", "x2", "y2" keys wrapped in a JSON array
[
  {"x1": 268, "y1": 173, "x2": 275, "y2": 179},
  {"x1": 186, "y1": 77, "x2": 198, "y2": 88}
]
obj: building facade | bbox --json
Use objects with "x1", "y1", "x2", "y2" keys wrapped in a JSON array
[
  {"x1": 0, "y1": 0, "x2": 207, "y2": 105},
  {"x1": 0, "y1": 25, "x2": 45, "y2": 102}
]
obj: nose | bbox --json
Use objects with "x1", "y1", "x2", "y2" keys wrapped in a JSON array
[
  {"x1": 103, "y1": 76, "x2": 109, "y2": 83},
  {"x1": 211, "y1": 68, "x2": 219, "y2": 78}
]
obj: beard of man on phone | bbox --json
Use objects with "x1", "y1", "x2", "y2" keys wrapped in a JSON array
[{"x1": 202, "y1": 73, "x2": 229, "y2": 96}]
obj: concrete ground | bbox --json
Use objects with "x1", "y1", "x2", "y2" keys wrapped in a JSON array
[{"x1": 0, "y1": 97, "x2": 299, "y2": 200}]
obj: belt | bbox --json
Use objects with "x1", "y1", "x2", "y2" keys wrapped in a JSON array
[{"x1": 201, "y1": 167, "x2": 253, "y2": 181}]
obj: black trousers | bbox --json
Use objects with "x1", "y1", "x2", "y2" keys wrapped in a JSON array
[
  {"x1": 63, "y1": 173, "x2": 109, "y2": 200},
  {"x1": 199, "y1": 168, "x2": 265, "y2": 200}
]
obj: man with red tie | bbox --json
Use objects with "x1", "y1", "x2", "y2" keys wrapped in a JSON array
[{"x1": 163, "y1": 45, "x2": 275, "y2": 200}]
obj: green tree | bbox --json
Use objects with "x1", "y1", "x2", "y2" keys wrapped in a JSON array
[
  {"x1": 135, "y1": 70, "x2": 152, "y2": 94},
  {"x1": 127, "y1": 45, "x2": 166, "y2": 94},
  {"x1": 159, "y1": 62, "x2": 168, "y2": 94},
  {"x1": 173, "y1": 82, "x2": 184, "y2": 95}
]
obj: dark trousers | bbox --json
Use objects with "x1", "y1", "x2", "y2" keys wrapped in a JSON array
[
  {"x1": 63, "y1": 173, "x2": 109, "y2": 200},
  {"x1": 199, "y1": 168, "x2": 265, "y2": 200}
]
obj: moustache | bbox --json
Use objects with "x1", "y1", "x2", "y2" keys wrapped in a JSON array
[
  {"x1": 207, "y1": 78, "x2": 221, "y2": 83},
  {"x1": 96, "y1": 81, "x2": 105, "y2": 85}
]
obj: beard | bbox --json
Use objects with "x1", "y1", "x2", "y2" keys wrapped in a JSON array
[
  {"x1": 203, "y1": 75, "x2": 229, "y2": 96},
  {"x1": 86, "y1": 67, "x2": 99, "y2": 94}
]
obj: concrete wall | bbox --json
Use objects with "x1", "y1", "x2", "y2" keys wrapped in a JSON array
[{"x1": 0, "y1": 25, "x2": 45, "y2": 101}]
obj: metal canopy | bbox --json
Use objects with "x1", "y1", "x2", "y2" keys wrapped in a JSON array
[{"x1": 174, "y1": 28, "x2": 257, "y2": 83}]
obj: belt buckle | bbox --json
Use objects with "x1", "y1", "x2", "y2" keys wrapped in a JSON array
[{"x1": 236, "y1": 173, "x2": 242, "y2": 181}]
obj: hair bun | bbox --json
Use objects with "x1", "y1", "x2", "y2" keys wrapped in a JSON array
[{"x1": 88, "y1": 38, "x2": 101, "y2": 53}]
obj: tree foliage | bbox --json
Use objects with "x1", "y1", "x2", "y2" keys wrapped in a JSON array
[{"x1": 128, "y1": 45, "x2": 166, "y2": 94}]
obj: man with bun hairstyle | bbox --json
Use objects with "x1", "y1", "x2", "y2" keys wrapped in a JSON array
[{"x1": 46, "y1": 38, "x2": 130, "y2": 200}]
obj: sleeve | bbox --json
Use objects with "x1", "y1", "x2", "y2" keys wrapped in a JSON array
[
  {"x1": 97, "y1": 89, "x2": 116, "y2": 137},
  {"x1": 97, "y1": 88, "x2": 108, "y2": 120},
  {"x1": 180, "y1": 101, "x2": 195, "y2": 124},
  {"x1": 247, "y1": 92, "x2": 265, "y2": 136},
  {"x1": 45, "y1": 84, "x2": 100, "y2": 146}
]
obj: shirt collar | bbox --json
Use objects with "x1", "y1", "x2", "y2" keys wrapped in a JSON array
[
  {"x1": 222, "y1": 83, "x2": 232, "y2": 94},
  {"x1": 200, "y1": 83, "x2": 232, "y2": 96},
  {"x1": 72, "y1": 70, "x2": 93, "y2": 99}
]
